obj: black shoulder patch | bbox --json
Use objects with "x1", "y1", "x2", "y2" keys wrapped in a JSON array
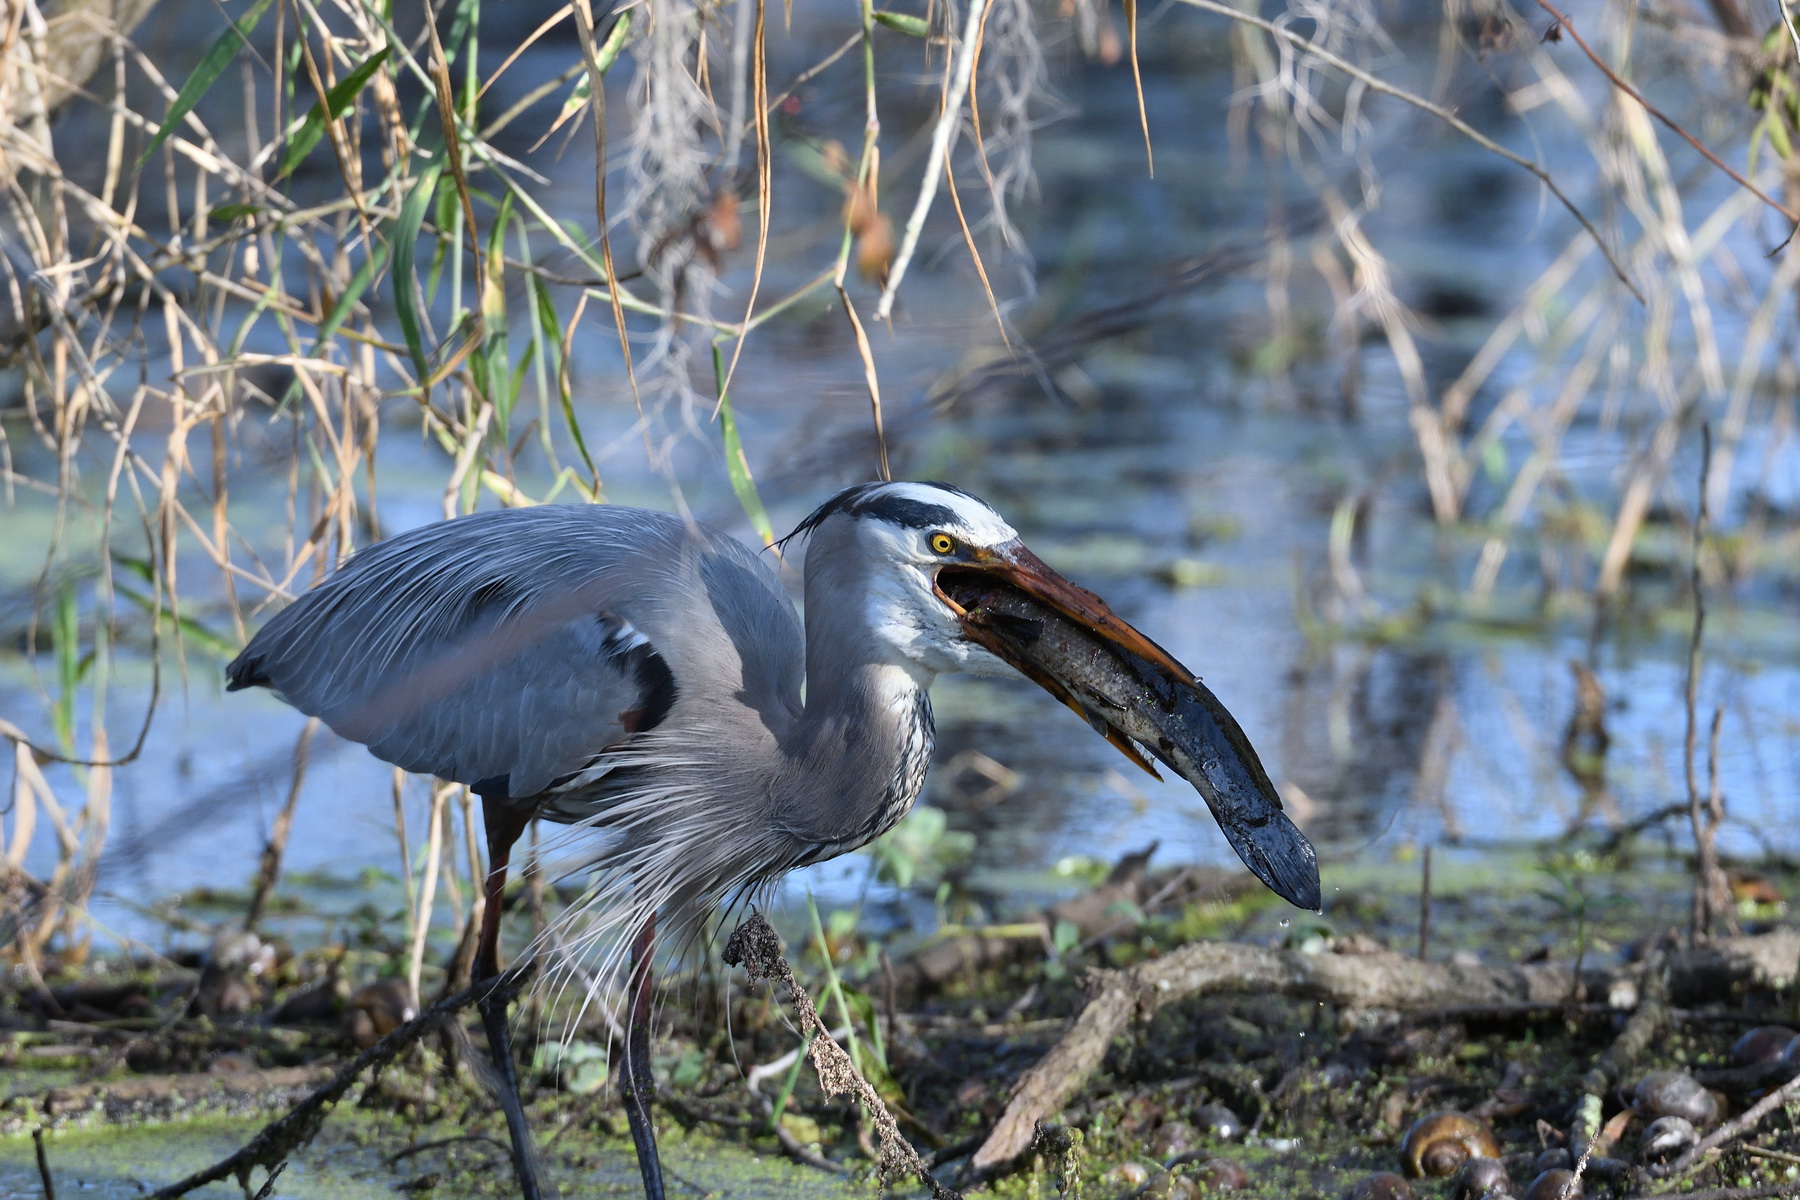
[
  {"x1": 597, "y1": 618, "x2": 678, "y2": 736},
  {"x1": 629, "y1": 644, "x2": 678, "y2": 733}
]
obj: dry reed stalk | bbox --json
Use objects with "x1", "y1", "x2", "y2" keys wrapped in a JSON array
[
  {"x1": 1683, "y1": 425, "x2": 1732, "y2": 946},
  {"x1": 406, "y1": 780, "x2": 449, "y2": 1007},
  {"x1": 875, "y1": 0, "x2": 988, "y2": 321}
]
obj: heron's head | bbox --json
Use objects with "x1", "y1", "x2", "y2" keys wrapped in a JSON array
[
  {"x1": 788, "y1": 481, "x2": 1178, "y2": 682},
  {"x1": 789, "y1": 480, "x2": 1322, "y2": 912}
]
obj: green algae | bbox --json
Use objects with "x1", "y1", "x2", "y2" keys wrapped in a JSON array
[{"x1": 2, "y1": 1111, "x2": 873, "y2": 1198}]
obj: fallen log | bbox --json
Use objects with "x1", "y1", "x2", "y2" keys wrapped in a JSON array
[{"x1": 969, "y1": 928, "x2": 1799, "y2": 1173}]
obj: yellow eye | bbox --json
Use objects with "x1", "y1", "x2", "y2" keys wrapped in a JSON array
[{"x1": 930, "y1": 533, "x2": 957, "y2": 556}]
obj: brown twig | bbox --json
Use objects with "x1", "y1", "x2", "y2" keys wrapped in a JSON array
[
  {"x1": 1706, "y1": 706, "x2": 1740, "y2": 938},
  {"x1": 1581, "y1": 943, "x2": 1670, "y2": 1099},
  {"x1": 1740, "y1": 1145, "x2": 1800, "y2": 1168},
  {"x1": 1536, "y1": 0, "x2": 1798, "y2": 226},
  {"x1": 1684, "y1": 423, "x2": 1731, "y2": 945},
  {"x1": 1169, "y1": 0, "x2": 1643, "y2": 302},
  {"x1": 244, "y1": 718, "x2": 317, "y2": 933},
  {"x1": 875, "y1": 0, "x2": 991, "y2": 320},
  {"x1": 249, "y1": 1164, "x2": 285, "y2": 1200},
  {"x1": 723, "y1": 913, "x2": 960, "y2": 1199},
  {"x1": 147, "y1": 965, "x2": 533, "y2": 1198}
]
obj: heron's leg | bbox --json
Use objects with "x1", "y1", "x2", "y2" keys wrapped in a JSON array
[
  {"x1": 622, "y1": 914, "x2": 665, "y2": 1200},
  {"x1": 477, "y1": 800, "x2": 543, "y2": 1200}
]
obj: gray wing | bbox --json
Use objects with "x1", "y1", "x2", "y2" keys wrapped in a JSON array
[{"x1": 226, "y1": 505, "x2": 803, "y2": 802}]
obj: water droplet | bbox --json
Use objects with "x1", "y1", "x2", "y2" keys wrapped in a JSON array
[{"x1": 1278, "y1": 919, "x2": 1290, "y2": 928}]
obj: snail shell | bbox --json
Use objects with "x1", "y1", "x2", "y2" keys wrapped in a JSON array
[
  {"x1": 1452, "y1": 1155, "x2": 1513, "y2": 1199},
  {"x1": 1142, "y1": 1171, "x2": 1195, "y2": 1200},
  {"x1": 1399, "y1": 1111, "x2": 1502, "y2": 1178},
  {"x1": 1639, "y1": 1115, "x2": 1698, "y2": 1163},
  {"x1": 1151, "y1": 1119, "x2": 1199, "y2": 1159},
  {"x1": 1530, "y1": 1149, "x2": 1571, "y2": 1175},
  {"x1": 1729, "y1": 1026, "x2": 1797, "y2": 1067},
  {"x1": 1522, "y1": 1168, "x2": 1582, "y2": 1200},
  {"x1": 1193, "y1": 1102, "x2": 1244, "y2": 1141},
  {"x1": 1632, "y1": 1071, "x2": 1718, "y2": 1126}
]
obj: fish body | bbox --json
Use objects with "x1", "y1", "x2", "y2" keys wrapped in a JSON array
[{"x1": 939, "y1": 572, "x2": 1321, "y2": 912}]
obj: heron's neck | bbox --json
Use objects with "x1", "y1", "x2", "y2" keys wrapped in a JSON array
[{"x1": 772, "y1": 601, "x2": 936, "y2": 861}]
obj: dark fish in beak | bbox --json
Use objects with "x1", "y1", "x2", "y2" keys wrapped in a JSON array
[{"x1": 937, "y1": 551, "x2": 1321, "y2": 913}]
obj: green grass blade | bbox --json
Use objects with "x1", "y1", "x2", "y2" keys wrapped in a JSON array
[
  {"x1": 392, "y1": 160, "x2": 445, "y2": 390},
  {"x1": 532, "y1": 275, "x2": 600, "y2": 491},
  {"x1": 277, "y1": 47, "x2": 392, "y2": 179},
  {"x1": 508, "y1": 342, "x2": 535, "y2": 428},
  {"x1": 53, "y1": 580, "x2": 79, "y2": 753},
  {"x1": 712, "y1": 345, "x2": 775, "y2": 545},
  {"x1": 313, "y1": 239, "x2": 391, "y2": 349},
  {"x1": 481, "y1": 192, "x2": 515, "y2": 436},
  {"x1": 113, "y1": 582, "x2": 237, "y2": 660},
  {"x1": 138, "y1": 0, "x2": 277, "y2": 168},
  {"x1": 873, "y1": 10, "x2": 930, "y2": 36},
  {"x1": 555, "y1": 10, "x2": 633, "y2": 124}
]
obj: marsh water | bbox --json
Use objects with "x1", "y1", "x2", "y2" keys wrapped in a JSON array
[{"x1": 2, "y1": 0, "x2": 1797, "y2": 956}]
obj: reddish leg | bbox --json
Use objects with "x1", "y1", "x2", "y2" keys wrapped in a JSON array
[
  {"x1": 478, "y1": 800, "x2": 542, "y2": 1200},
  {"x1": 622, "y1": 913, "x2": 665, "y2": 1200}
]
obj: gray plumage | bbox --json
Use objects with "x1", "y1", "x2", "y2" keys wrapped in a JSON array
[{"x1": 226, "y1": 486, "x2": 1001, "y2": 943}]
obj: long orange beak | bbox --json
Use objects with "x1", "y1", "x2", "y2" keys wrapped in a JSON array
[
  {"x1": 935, "y1": 544, "x2": 1321, "y2": 912},
  {"x1": 935, "y1": 545, "x2": 1183, "y2": 774}
]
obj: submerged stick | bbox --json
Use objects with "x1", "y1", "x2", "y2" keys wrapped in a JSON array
[{"x1": 32, "y1": 1127, "x2": 55, "y2": 1200}]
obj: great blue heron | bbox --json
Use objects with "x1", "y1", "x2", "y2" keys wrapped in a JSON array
[{"x1": 225, "y1": 480, "x2": 1318, "y2": 1199}]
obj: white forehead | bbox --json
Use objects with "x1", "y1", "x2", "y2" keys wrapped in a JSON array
[{"x1": 875, "y1": 482, "x2": 1016, "y2": 545}]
